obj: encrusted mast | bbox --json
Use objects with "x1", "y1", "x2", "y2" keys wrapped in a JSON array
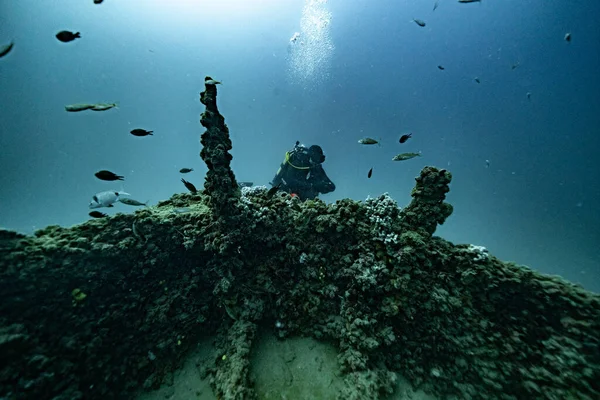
[{"x1": 199, "y1": 76, "x2": 240, "y2": 218}]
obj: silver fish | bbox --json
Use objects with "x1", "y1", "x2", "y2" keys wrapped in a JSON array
[
  {"x1": 119, "y1": 198, "x2": 148, "y2": 207},
  {"x1": 65, "y1": 103, "x2": 95, "y2": 112},
  {"x1": 172, "y1": 207, "x2": 193, "y2": 214},
  {"x1": 91, "y1": 103, "x2": 118, "y2": 111},
  {"x1": 392, "y1": 152, "x2": 422, "y2": 161},
  {"x1": 358, "y1": 137, "x2": 379, "y2": 145},
  {"x1": 89, "y1": 190, "x2": 130, "y2": 209}
]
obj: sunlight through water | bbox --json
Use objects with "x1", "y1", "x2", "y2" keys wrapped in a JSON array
[{"x1": 287, "y1": 0, "x2": 334, "y2": 89}]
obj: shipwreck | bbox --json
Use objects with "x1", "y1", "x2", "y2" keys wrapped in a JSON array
[{"x1": 0, "y1": 77, "x2": 598, "y2": 400}]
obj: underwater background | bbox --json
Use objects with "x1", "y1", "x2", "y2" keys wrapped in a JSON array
[{"x1": 0, "y1": 0, "x2": 598, "y2": 291}]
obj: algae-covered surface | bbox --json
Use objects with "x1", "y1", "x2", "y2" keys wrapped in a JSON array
[{"x1": 1, "y1": 79, "x2": 599, "y2": 400}]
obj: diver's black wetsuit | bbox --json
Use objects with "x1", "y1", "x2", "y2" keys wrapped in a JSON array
[{"x1": 270, "y1": 142, "x2": 335, "y2": 200}]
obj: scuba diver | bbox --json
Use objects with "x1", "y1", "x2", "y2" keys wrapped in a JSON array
[{"x1": 270, "y1": 141, "x2": 336, "y2": 200}]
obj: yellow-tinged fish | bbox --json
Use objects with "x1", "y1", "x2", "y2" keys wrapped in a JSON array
[
  {"x1": 392, "y1": 152, "x2": 422, "y2": 161},
  {"x1": 65, "y1": 103, "x2": 96, "y2": 112}
]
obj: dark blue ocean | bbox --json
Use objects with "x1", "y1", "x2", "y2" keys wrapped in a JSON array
[{"x1": 1, "y1": 0, "x2": 598, "y2": 291}]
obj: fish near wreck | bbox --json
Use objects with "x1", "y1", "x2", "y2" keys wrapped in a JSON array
[
  {"x1": 89, "y1": 211, "x2": 107, "y2": 218},
  {"x1": 89, "y1": 191, "x2": 130, "y2": 209},
  {"x1": 181, "y1": 178, "x2": 197, "y2": 194},
  {"x1": 267, "y1": 183, "x2": 281, "y2": 198},
  {"x1": 118, "y1": 198, "x2": 148, "y2": 207}
]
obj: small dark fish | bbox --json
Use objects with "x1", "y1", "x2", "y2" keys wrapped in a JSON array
[
  {"x1": 89, "y1": 211, "x2": 107, "y2": 218},
  {"x1": 413, "y1": 19, "x2": 426, "y2": 27},
  {"x1": 564, "y1": 33, "x2": 571, "y2": 42},
  {"x1": 433, "y1": 0, "x2": 439, "y2": 11},
  {"x1": 367, "y1": 168, "x2": 373, "y2": 179},
  {"x1": 485, "y1": 159, "x2": 490, "y2": 168},
  {"x1": 130, "y1": 129, "x2": 153, "y2": 136},
  {"x1": 95, "y1": 170, "x2": 124, "y2": 181},
  {"x1": 526, "y1": 92, "x2": 532, "y2": 101},
  {"x1": 119, "y1": 198, "x2": 147, "y2": 207},
  {"x1": 181, "y1": 178, "x2": 197, "y2": 194},
  {"x1": 458, "y1": 0, "x2": 481, "y2": 3},
  {"x1": 94, "y1": 0, "x2": 103, "y2": 3},
  {"x1": 399, "y1": 133, "x2": 412, "y2": 143},
  {"x1": 56, "y1": 31, "x2": 81, "y2": 43},
  {"x1": 267, "y1": 183, "x2": 281, "y2": 197},
  {"x1": 474, "y1": 77, "x2": 481, "y2": 84},
  {"x1": 0, "y1": 41, "x2": 14, "y2": 58},
  {"x1": 437, "y1": 65, "x2": 445, "y2": 70},
  {"x1": 511, "y1": 62, "x2": 520, "y2": 70},
  {"x1": 179, "y1": 168, "x2": 194, "y2": 173}
]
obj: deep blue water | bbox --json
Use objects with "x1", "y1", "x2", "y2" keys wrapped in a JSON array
[{"x1": 1, "y1": 0, "x2": 598, "y2": 291}]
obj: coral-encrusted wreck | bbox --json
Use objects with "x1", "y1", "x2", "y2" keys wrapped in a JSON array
[{"x1": 0, "y1": 78, "x2": 599, "y2": 400}]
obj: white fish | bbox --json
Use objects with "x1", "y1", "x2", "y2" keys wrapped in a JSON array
[
  {"x1": 89, "y1": 191, "x2": 130, "y2": 209},
  {"x1": 205, "y1": 79, "x2": 222, "y2": 85}
]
